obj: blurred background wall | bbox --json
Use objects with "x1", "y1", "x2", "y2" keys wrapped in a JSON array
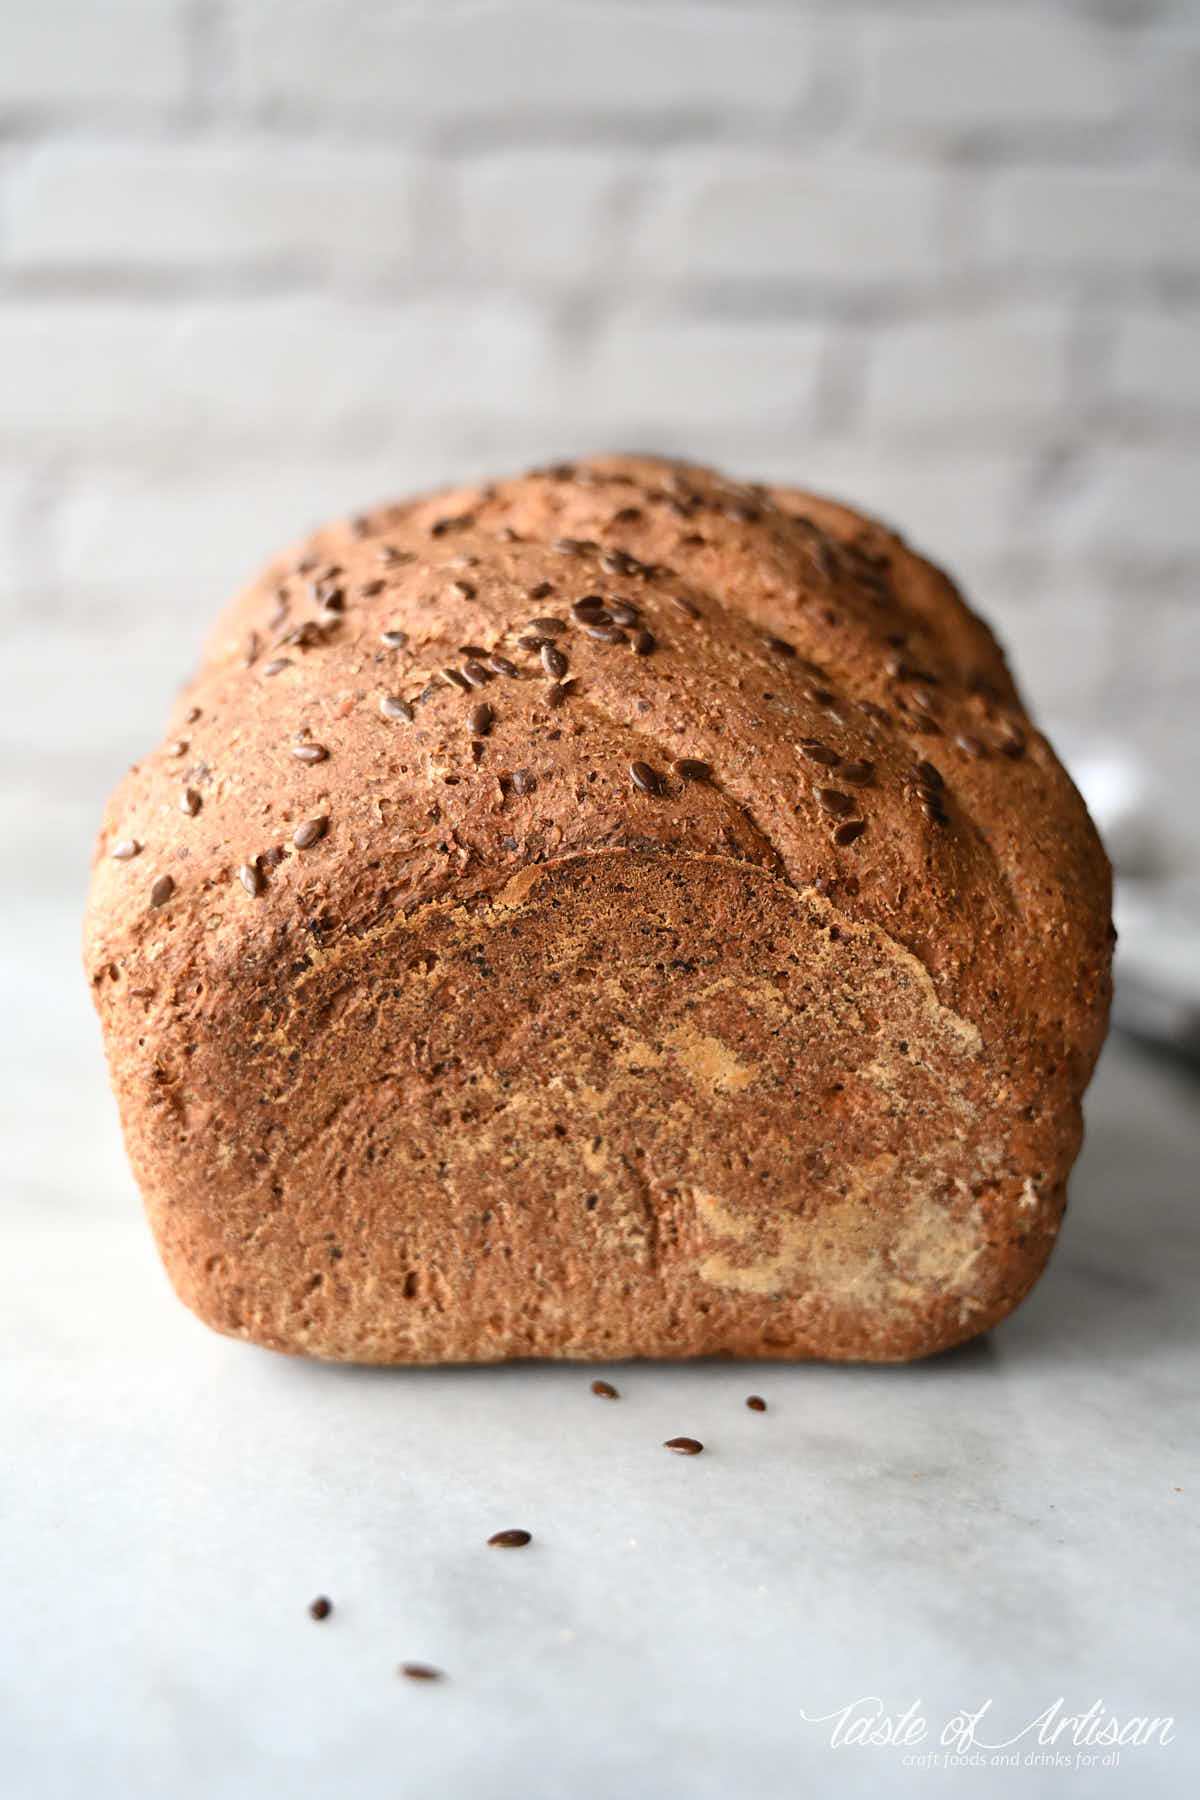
[{"x1": 1, "y1": 0, "x2": 1198, "y2": 906}]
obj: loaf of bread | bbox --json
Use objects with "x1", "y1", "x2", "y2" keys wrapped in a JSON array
[{"x1": 83, "y1": 455, "x2": 1112, "y2": 1363}]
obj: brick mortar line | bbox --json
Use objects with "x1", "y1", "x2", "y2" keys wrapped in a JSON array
[{"x1": 2, "y1": 274, "x2": 1200, "y2": 319}]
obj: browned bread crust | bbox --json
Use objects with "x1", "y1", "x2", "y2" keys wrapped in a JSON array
[{"x1": 82, "y1": 454, "x2": 1112, "y2": 1362}]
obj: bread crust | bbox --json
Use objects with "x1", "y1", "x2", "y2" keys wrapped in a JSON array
[{"x1": 83, "y1": 455, "x2": 1112, "y2": 1361}]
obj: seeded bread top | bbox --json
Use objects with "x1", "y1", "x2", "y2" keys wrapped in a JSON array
[{"x1": 83, "y1": 453, "x2": 1111, "y2": 1097}]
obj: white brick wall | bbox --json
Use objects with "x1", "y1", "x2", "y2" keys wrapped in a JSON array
[
  {"x1": 579, "y1": 312, "x2": 826, "y2": 432},
  {"x1": 861, "y1": 17, "x2": 1132, "y2": 139},
  {"x1": 0, "y1": 1, "x2": 188, "y2": 114},
  {"x1": 632, "y1": 155, "x2": 949, "y2": 286},
  {"x1": 1063, "y1": 448, "x2": 1200, "y2": 561},
  {"x1": 0, "y1": 304, "x2": 176, "y2": 457},
  {"x1": 0, "y1": 476, "x2": 29, "y2": 595},
  {"x1": 455, "y1": 150, "x2": 631, "y2": 286},
  {"x1": 980, "y1": 168, "x2": 1200, "y2": 272},
  {"x1": 0, "y1": 299, "x2": 560, "y2": 460},
  {"x1": 229, "y1": 2, "x2": 820, "y2": 125},
  {"x1": 1111, "y1": 313, "x2": 1200, "y2": 417},
  {"x1": 0, "y1": 0, "x2": 1197, "y2": 883},
  {"x1": 8, "y1": 143, "x2": 432, "y2": 276},
  {"x1": 862, "y1": 306, "x2": 1071, "y2": 436}
]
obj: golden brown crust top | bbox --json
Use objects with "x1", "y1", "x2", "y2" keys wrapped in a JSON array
[{"x1": 83, "y1": 453, "x2": 1112, "y2": 1094}]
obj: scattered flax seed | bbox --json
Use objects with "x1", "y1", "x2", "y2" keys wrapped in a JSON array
[
  {"x1": 526, "y1": 581, "x2": 554, "y2": 601},
  {"x1": 358, "y1": 579, "x2": 385, "y2": 598},
  {"x1": 165, "y1": 740, "x2": 187, "y2": 758},
  {"x1": 461, "y1": 661, "x2": 492, "y2": 688},
  {"x1": 664, "y1": 1437, "x2": 703, "y2": 1455},
  {"x1": 813, "y1": 538, "x2": 839, "y2": 579},
  {"x1": 398, "y1": 1663, "x2": 443, "y2": 1682},
  {"x1": 671, "y1": 595, "x2": 701, "y2": 619},
  {"x1": 239, "y1": 863, "x2": 263, "y2": 897},
  {"x1": 632, "y1": 629, "x2": 655, "y2": 656},
  {"x1": 180, "y1": 787, "x2": 201, "y2": 816},
  {"x1": 762, "y1": 634, "x2": 796, "y2": 657},
  {"x1": 834, "y1": 819, "x2": 867, "y2": 846},
  {"x1": 541, "y1": 644, "x2": 568, "y2": 680},
  {"x1": 587, "y1": 623, "x2": 628, "y2": 644},
  {"x1": 381, "y1": 629, "x2": 409, "y2": 649},
  {"x1": 487, "y1": 1529, "x2": 532, "y2": 1548},
  {"x1": 468, "y1": 702, "x2": 494, "y2": 737},
  {"x1": 451, "y1": 579, "x2": 476, "y2": 599},
  {"x1": 529, "y1": 616, "x2": 566, "y2": 635},
  {"x1": 292, "y1": 742, "x2": 329, "y2": 763},
  {"x1": 629, "y1": 761, "x2": 662, "y2": 796},
  {"x1": 510, "y1": 768, "x2": 536, "y2": 795},
  {"x1": 813, "y1": 787, "x2": 854, "y2": 816},
  {"x1": 552, "y1": 536, "x2": 596, "y2": 555},
  {"x1": 800, "y1": 741, "x2": 840, "y2": 767},
  {"x1": 443, "y1": 667, "x2": 472, "y2": 693},
  {"x1": 956, "y1": 733, "x2": 985, "y2": 758},
  {"x1": 746, "y1": 1396, "x2": 767, "y2": 1412},
  {"x1": 261, "y1": 658, "x2": 291, "y2": 677},
  {"x1": 380, "y1": 694, "x2": 414, "y2": 723},
  {"x1": 111, "y1": 839, "x2": 141, "y2": 861},
  {"x1": 911, "y1": 764, "x2": 950, "y2": 825},
  {"x1": 278, "y1": 620, "x2": 326, "y2": 651},
  {"x1": 839, "y1": 761, "x2": 875, "y2": 786},
  {"x1": 672, "y1": 758, "x2": 712, "y2": 781},
  {"x1": 487, "y1": 654, "x2": 519, "y2": 678},
  {"x1": 309, "y1": 1596, "x2": 332, "y2": 1621},
  {"x1": 292, "y1": 818, "x2": 327, "y2": 850},
  {"x1": 608, "y1": 601, "x2": 639, "y2": 626},
  {"x1": 591, "y1": 1379, "x2": 619, "y2": 1399},
  {"x1": 518, "y1": 634, "x2": 548, "y2": 652},
  {"x1": 545, "y1": 682, "x2": 571, "y2": 709},
  {"x1": 149, "y1": 874, "x2": 175, "y2": 909},
  {"x1": 459, "y1": 645, "x2": 489, "y2": 660}
]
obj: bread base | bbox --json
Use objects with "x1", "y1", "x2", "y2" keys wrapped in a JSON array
[{"x1": 143, "y1": 850, "x2": 1065, "y2": 1362}]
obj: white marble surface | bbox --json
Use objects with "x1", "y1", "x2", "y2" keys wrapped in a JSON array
[{"x1": 3, "y1": 897, "x2": 1199, "y2": 1800}]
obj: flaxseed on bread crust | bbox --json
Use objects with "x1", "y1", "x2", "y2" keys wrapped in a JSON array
[{"x1": 83, "y1": 455, "x2": 1112, "y2": 1363}]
